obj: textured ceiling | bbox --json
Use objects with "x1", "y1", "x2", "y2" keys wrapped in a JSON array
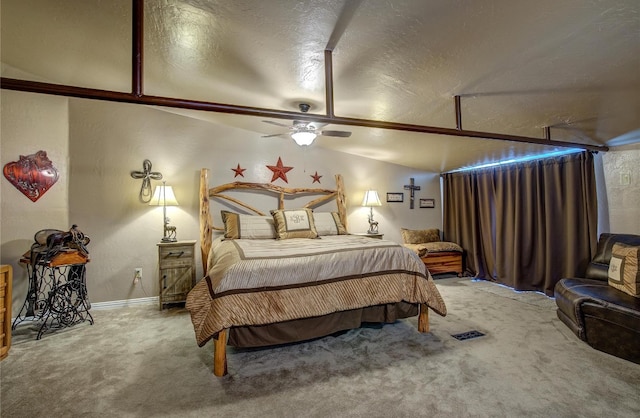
[{"x1": 2, "y1": 0, "x2": 639, "y2": 172}]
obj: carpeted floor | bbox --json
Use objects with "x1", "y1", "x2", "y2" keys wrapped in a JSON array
[{"x1": 1, "y1": 277, "x2": 638, "y2": 417}]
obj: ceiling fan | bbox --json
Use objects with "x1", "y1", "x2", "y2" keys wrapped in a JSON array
[{"x1": 261, "y1": 103, "x2": 352, "y2": 146}]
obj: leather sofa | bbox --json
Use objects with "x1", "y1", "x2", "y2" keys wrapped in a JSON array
[{"x1": 554, "y1": 233, "x2": 640, "y2": 364}]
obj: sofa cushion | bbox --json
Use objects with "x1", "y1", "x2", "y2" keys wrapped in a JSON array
[
  {"x1": 608, "y1": 243, "x2": 640, "y2": 297},
  {"x1": 556, "y1": 278, "x2": 640, "y2": 314}
]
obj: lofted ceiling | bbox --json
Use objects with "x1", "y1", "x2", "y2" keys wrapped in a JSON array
[{"x1": 1, "y1": 0, "x2": 639, "y2": 172}]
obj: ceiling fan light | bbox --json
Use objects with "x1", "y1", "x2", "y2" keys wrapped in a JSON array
[{"x1": 291, "y1": 131, "x2": 317, "y2": 146}]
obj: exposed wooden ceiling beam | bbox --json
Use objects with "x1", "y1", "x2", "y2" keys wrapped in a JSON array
[
  {"x1": 0, "y1": 77, "x2": 608, "y2": 152},
  {"x1": 0, "y1": 0, "x2": 608, "y2": 153}
]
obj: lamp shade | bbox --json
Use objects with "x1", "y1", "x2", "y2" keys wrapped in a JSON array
[
  {"x1": 149, "y1": 185, "x2": 179, "y2": 206},
  {"x1": 291, "y1": 130, "x2": 317, "y2": 146},
  {"x1": 361, "y1": 190, "x2": 382, "y2": 207}
]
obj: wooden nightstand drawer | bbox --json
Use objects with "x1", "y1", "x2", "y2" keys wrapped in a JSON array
[{"x1": 159, "y1": 245, "x2": 194, "y2": 268}]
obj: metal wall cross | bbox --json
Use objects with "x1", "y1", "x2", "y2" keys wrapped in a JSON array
[
  {"x1": 404, "y1": 177, "x2": 421, "y2": 209},
  {"x1": 130, "y1": 159, "x2": 163, "y2": 203}
]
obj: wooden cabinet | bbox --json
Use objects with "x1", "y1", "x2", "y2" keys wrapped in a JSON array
[
  {"x1": 157, "y1": 240, "x2": 196, "y2": 310},
  {"x1": 421, "y1": 252, "x2": 463, "y2": 276},
  {"x1": 1, "y1": 264, "x2": 12, "y2": 360}
]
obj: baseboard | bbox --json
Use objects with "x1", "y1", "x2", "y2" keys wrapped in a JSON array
[
  {"x1": 91, "y1": 296, "x2": 159, "y2": 310},
  {"x1": 11, "y1": 296, "x2": 159, "y2": 323}
]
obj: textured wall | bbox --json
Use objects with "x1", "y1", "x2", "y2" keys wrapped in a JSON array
[
  {"x1": 4, "y1": 90, "x2": 637, "y2": 311},
  {"x1": 2, "y1": 92, "x2": 442, "y2": 309},
  {"x1": 0, "y1": 90, "x2": 70, "y2": 312},
  {"x1": 601, "y1": 143, "x2": 640, "y2": 234}
]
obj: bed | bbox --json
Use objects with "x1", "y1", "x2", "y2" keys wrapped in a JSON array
[{"x1": 186, "y1": 169, "x2": 447, "y2": 376}]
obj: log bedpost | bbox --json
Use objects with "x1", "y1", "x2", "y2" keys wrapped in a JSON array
[
  {"x1": 418, "y1": 304, "x2": 430, "y2": 333},
  {"x1": 335, "y1": 174, "x2": 347, "y2": 231},
  {"x1": 213, "y1": 329, "x2": 228, "y2": 377},
  {"x1": 200, "y1": 169, "x2": 213, "y2": 273}
]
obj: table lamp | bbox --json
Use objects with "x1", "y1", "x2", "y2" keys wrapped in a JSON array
[
  {"x1": 149, "y1": 181, "x2": 179, "y2": 242},
  {"x1": 361, "y1": 190, "x2": 382, "y2": 234}
]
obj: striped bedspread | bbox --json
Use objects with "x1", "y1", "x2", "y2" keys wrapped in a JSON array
[{"x1": 186, "y1": 235, "x2": 447, "y2": 346}]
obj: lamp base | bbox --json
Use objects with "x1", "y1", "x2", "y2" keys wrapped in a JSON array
[
  {"x1": 366, "y1": 207, "x2": 379, "y2": 235},
  {"x1": 163, "y1": 224, "x2": 177, "y2": 242}
]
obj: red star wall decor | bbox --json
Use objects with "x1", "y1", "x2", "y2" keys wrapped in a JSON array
[
  {"x1": 266, "y1": 157, "x2": 293, "y2": 183},
  {"x1": 310, "y1": 171, "x2": 322, "y2": 183},
  {"x1": 231, "y1": 163, "x2": 246, "y2": 178}
]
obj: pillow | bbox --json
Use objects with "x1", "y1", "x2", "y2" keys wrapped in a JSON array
[
  {"x1": 313, "y1": 212, "x2": 348, "y2": 236},
  {"x1": 401, "y1": 228, "x2": 440, "y2": 244},
  {"x1": 423, "y1": 241, "x2": 463, "y2": 253},
  {"x1": 270, "y1": 208, "x2": 318, "y2": 239},
  {"x1": 608, "y1": 243, "x2": 640, "y2": 297},
  {"x1": 221, "y1": 210, "x2": 276, "y2": 239}
]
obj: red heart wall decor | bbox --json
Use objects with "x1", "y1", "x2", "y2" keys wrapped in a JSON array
[{"x1": 3, "y1": 150, "x2": 59, "y2": 202}]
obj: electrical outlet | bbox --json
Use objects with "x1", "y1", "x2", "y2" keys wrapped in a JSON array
[
  {"x1": 620, "y1": 171, "x2": 631, "y2": 186},
  {"x1": 133, "y1": 267, "x2": 142, "y2": 284}
]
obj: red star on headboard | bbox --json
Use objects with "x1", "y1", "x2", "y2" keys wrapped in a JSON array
[
  {"x1": 231, "y1": 163, "x2": 246, "y2": 178},
  {"x1": 310, "y1": 171, "x2": 322, "y2": 184},
  {"x1": 266, "y1": 157, "x2": 293, "y2": 183}
]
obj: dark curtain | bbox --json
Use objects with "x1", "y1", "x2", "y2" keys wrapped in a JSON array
[{"x1": 442, "y1": 151, "x2": 598, "y2": 296}]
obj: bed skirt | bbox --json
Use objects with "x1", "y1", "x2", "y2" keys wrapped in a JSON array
[{"x1": 227, "y1": 302, "x2": 419, "y2": 347}]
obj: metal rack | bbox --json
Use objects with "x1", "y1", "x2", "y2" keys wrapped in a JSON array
[{"x1": 13, "y1": 251, "x2": 93, "y2": 339}]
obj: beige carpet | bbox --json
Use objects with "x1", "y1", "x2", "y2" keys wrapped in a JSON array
[{"x1": 1, "y1": 277, "x2": 638, "y2": 418}]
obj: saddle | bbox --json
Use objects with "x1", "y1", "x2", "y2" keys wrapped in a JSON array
[{"x1": 30, "y1": 225, "x2": 90, "y2": 265}]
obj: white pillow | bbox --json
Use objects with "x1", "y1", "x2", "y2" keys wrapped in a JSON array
[
  {"x1": 313, "y1": 212, "x2": 348, "y2": 236},
  {"x1": 221, "y1": 211, "x2": 276, "y2": 239}
]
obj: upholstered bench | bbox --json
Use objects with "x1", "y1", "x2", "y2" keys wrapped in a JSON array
[
  {"x1": 555, "y1": 233, "x2": 640, "y2": 364},
  {"x1": 401, "y1": 228, "x2": 464, "y2": 276}
]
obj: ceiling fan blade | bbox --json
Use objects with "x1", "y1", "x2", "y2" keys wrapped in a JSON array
[
  {"x1": 262, "y1": 120, "x2": 291, "y2": 128},
  {"x1": 261, "y1": 133, "x2": 286, "y2": 138},
  {"x1": 321, "y1": 130, "x2": 352, "y2": 138}
]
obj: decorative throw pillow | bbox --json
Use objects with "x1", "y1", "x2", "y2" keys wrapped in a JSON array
[
  {"x1": 608, "y1": 243, "x2": 640, "y2": 297},
  {"x1": 400, "y1": 228, "x2": 440, "y2": 244},
  {"x1": 313, "y1": 212, "x2": 348, "y2": 236},
  {"x1": 271, "y1": 208, "x2": 318, "y2": 239},
  {"x1": 221, "y1": 211, "x2": 277, "y2": 239}
]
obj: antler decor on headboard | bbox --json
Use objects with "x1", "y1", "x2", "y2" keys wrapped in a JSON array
[{"x1": 199, "y1": 168, "x2": 347, "y2": 271}]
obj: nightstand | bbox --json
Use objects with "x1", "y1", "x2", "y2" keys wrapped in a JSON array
[
  {"x1": 157, "y1": 240, "x2": 196, "y2": 310},
  {"x1": 352, "y1": 233, "x2": 384, "y2": 239}
]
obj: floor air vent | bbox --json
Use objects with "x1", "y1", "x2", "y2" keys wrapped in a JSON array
[{"x1": 451, "y1": 330, "x2": 485, "y2": 341}]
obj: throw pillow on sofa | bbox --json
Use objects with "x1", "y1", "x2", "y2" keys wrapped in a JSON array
[{"x1": 607, "y1": 242, "x2": 640, "y2": 297}]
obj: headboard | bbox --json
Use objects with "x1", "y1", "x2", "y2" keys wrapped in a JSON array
[{"x1": 199, "y1": 168, "x2": 347, "y2": 271}]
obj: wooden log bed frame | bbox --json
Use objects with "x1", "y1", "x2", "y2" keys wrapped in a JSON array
[{"x1": 198, "y1": 168, "x2": 431, "y2": 376}]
